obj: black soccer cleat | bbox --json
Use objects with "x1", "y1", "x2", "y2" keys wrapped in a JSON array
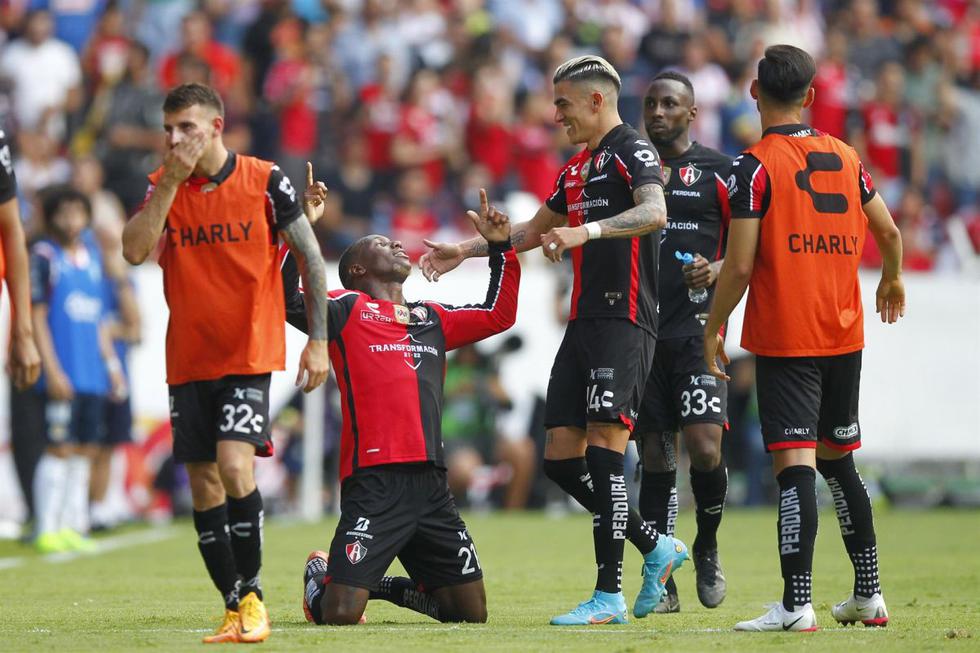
[{"x1": 694, "y1": 548, "x2": 727, "y2": 608}]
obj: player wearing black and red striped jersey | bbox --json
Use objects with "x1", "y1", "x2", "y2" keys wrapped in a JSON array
[
  {"x1": 634, "y1": 72, "x2": 733, "y2": 615},
  {"x1": 420, "y1": 56, "x2": 688, "y2": 626},
  {"x1": 292, "y1": 190, "x2": 517, "y2": 626}
]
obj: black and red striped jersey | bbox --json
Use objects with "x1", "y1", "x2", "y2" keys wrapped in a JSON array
[
  {"x1": 658, "y1": 143, "x2": 732, "y2": 340},
  {"x1": 282, "y1": 241, "x2": 520, "y2": 481},
  {"x1": 545, "y1": 123, "x2": 665, "y2": 336}
]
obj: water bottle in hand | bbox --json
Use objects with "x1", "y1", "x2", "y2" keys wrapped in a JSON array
[{"x1": 675, "y1": 251, "x2": 708, "y2": 304}]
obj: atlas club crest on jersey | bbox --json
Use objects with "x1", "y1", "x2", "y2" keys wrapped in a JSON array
[
  {"x1": 595, "y1": 150, "x2": 611, "y2": 174},
  {"x1": 346, "y1": 540, "x2": 368, "y2": 564},
  {"x1": 677, "y1": 164, "x2": 701, "y2": 186},
  {"x1": 679, "y1": 164, "x2": 701, "y2": 187}
]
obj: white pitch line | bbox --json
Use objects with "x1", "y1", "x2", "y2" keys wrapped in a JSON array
[{"x1": 0, "y1": 527, "x2": 178, "y2": 571}]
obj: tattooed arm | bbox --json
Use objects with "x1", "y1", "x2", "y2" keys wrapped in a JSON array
[
  {"x1": 540, "y1": 183, "x2": 667, "y2": 262},
  {"x1": 280, "y1": 217, "x2": 329, "y2": 391},
  {"x1": 419, "y1": 201, "x2": 566, "y2": 282}
]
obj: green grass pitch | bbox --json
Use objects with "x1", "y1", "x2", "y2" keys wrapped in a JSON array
[{"x1": 1, "y1": 508, "x2": 978, "y2": 651}]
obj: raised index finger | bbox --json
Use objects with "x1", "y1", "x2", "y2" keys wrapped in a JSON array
[
  {"x1": 479, "y1": 188, "x2": 489, "y2": 215},
  {"x1": 306, "y1": 161, "x2": 314, "y2": 187}
]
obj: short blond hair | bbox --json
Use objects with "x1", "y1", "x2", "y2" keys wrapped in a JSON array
[{"x1": 553, "y1": 55, "x2": 621, "y2": 92}]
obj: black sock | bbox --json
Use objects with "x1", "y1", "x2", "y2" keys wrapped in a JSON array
[
  {"x1": 817, "y1": 454, "x2": 881, "y2": 597},
  {"x1": 370, "y1": 576, "x2": 449, "y2": 621},
  {"x1": 227, "y1": 489, "x2": 264, "y2": 600},
  {"x1": 639, "y1": 470, "x2": 677, "y2": 594},
  {"x1": 304, "y1": 557, "x2": 329, "y2": 625},
  {"x1": 586, "y1": 446, "x2": 631, "y2": 594},
  {"x1": 690, "y1": 460, "x2": 728, "y2": 553},
  {"x1": 193, "y1": 504, "x2": 241, "y2": 610},
  {"x1": 776, "y1": 465, "x2": 817, "y2": 611},
  {"x1": 544, "y1": 457, "x2": 658, "y2": 556}
]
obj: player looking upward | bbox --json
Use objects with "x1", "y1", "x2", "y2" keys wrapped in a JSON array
[
  {"x1": 291, "y1": 190, "x2": 517, "y2": 626},
  {"x1": 703, "y1": 45, "x2": 904, "y2": 632}
]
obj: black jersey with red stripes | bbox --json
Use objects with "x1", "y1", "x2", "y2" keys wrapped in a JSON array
[
  {"x1": 282, "y1": 241, "x2": 519, "y2": 481},
  {"x1": 727, "y1": 124, "x2": 876, "y2": 220},
  {"x1": 545, "y1": 123, "x2": 665, "y2": 336},
  {"x1": 658, "y1": 143, "x2": 732, "y2": 340}
]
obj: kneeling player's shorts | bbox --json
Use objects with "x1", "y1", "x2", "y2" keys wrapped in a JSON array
[
  {"x1": 44, "y1": 393, "x2": 106, "y2": 445},
  {"x1": 544, "y1": 318, "x2": 655, "y2": 431},
  {"x1": 169, "y1": 373, "x2": 273, "y2": 463},
  {"x1": 327, "y1": 464, "x2": 482, "y2": 592},
  {"x1": 756, "y1": 351, "x2": 862, "y2": 453},
  {"x1": 636, "y1": 335, "x2": 728, "y2": 434}
]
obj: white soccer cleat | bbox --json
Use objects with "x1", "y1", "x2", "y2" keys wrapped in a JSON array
[
  {"x1": 831, "y1": 593, "x2": 888, "y2": 627},
  {"x1": 734, "y1": 602, "x2": 818, "y2": 632}
]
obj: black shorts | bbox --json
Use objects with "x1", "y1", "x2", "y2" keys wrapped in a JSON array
[
  {"x1": 756, "y1": 351, "x2": 862, "y2": 453},
  {"x1": 103, "y1": 396, "x2": 133, "y2": 445},
  {"x1": 636, "y1": 336, "x2": 728, "y2": 434},
  {"x1": 168, "y1": 373, "x2": 273, "y2": 464},
  {"x1": 44, "y1": 393, "x2": 107, "y2": 446},
  {"x1": 544, "y1": 318, "x2": 655, "y2": 431},
  {"x1": 326, "y1": 465, "x2": 483, "y2": 592}
]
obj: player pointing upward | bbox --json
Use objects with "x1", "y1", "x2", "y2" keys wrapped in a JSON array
[{"x1": 421, "y1": 55, "x2": 688, "y2": 626}]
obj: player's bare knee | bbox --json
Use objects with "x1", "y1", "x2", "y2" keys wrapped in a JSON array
[
  {"x1": 322, "y1": 606, "x2": 364, "y2": 626},
  {"x1": 688, "y1": 440, "x2": 721, "y2": 471}
]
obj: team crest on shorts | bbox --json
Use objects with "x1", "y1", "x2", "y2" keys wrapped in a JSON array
[
  {"x1": 346, "y1": 540, "x2": 368, "y2": 564},
  {"x1": 679, "y1": 164, "x2": 701, "y2": 186}
]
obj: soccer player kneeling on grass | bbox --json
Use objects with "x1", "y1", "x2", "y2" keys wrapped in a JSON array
[{"x1": 286, "y1": 189, "x2": 519, "y2": 625}]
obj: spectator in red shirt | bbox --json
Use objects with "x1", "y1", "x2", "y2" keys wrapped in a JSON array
[
  {"x1": 392, "y1": 69, "x2": 458, "y2": 193},
  {"x1": 512, "y1": 90, "x2": 561, "y2": 201},
  {"x1": 389, "y1": 167, "x2": 440, "y2": 262},
  {"x1": 262, "y1": 17, "x2": 316, "y2": 189},
  {"x1": 358, "y1": 54, "x2": 402, "y2": 184},
  {"x1": 809, "y1": 28, "x2": 853, "y2": 139},
  {"x1": 465, "y1": 65, "x2": 513, "y2": 185},
  {"x1": 851, "y1": 61, "x2": 915, "y2": 208},
  {"x1": 159, "y1": 11, "x2": 241, "y2": 96}
]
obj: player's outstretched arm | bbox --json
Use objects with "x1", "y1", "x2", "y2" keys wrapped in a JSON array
[
  {"x1": 0, "y1": 198, "x2": 40, "y2": 388},
  {"x1": 280, "y1": 217, "x2": 329, "y2": 392},
  {"x1": 703, "y1": 218, "x2": 761, "y2": 381},
  {"x1": 419, "y1": 194, "x2": 564, "y2": 282},
  {"x1": 122, "y1": 132, "x2": 207, "y2": 265},
  {"x1": 864, "y1": 193, "x2": 906, "y2": 324},
  {"x1": 541, "y1": 183, "x2": 667, "y2": 262}
]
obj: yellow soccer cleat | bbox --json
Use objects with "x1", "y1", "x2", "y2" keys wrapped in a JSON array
[
  {"x1": 238, "y1": 592, "x2": 271, "y2": 643},
  {"x1": 35, "y1": 531, "x2": 68, "y2": 554},
  {"x1": 202, "y1": 609, "x2": 241, "y2": 644},
  {"x1": 58, "y1": 528, "x2": 97, "y2": 553}
]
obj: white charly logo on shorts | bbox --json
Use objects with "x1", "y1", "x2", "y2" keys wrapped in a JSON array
[
  {"x1": 591, "y1": 368, "x2": 614, "y2": 381},
  {"x1": 690, "y1": 374, "x2": 718, "y2": 387},
  {"x1": 832, "y1": 423, "x2": 859, "y2": 440}
]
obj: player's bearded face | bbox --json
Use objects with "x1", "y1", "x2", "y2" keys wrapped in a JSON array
[{"x1": 644, "y1": 82, "x2": 693, "y2": 147}]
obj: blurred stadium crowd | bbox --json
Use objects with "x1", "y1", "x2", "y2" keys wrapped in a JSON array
[
  {"x1": 1, "y1": 0, "x2": 979, "y2": 531},
  {"x1": 2, "y1": 0, "x2": 980, "y2": 269}
]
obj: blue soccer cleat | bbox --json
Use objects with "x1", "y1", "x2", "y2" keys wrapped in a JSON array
[
  {"x1": 550, "y1": 590, "x2": 628, "y2": 625},
  {"x1": 634, "y1": 535, "x2": 689, "y2": 618}
]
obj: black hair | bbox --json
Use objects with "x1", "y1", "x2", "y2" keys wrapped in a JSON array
[
  {"x1": 757, "y1": 45, "x2": 816, "y2": 105},
  {"x1": 163, "y1": 82, "x2": 224, "y2": 116},
  {"x1": 651, "y1": 70, "x2": 695, "y2": 102},
  {"x1": 40, "y1": 185, "x2": 91, "y2": 227},
  {"x1": 553, "y1": 55, "x2": 622, "y2": 92},
  {"x1": 338, "y1": 237, "x2": 371, "y2": 289}
]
